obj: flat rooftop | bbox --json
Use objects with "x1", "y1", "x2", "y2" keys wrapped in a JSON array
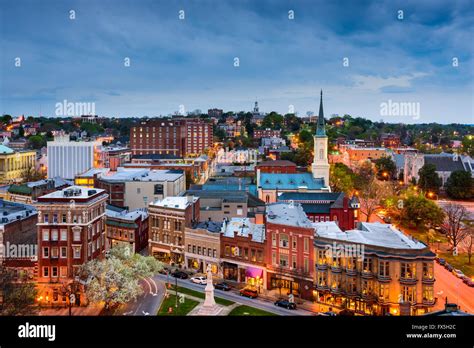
[
  {"x1": 99, "y1": 168, "x2": 184, "y2": 182},
  {"x1": 0, "y1": 200, "x2": 37, "y2": 225},
  {"x1": 151, "y1": 196, "x2": 198, "y2": 210},
  {"x1": 39, "y1": 186, "x2": 106, "y2": 199},
  {"x1": 221, "y1": 217, "x2": 265, "y2": 243}
]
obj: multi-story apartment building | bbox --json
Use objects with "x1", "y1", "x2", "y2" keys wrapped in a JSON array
[
  {"x1": 105, "y1": 205, "x2": 148, "y2": 253},
  {"x1": 0, "y1": 145, "x2": 37, "y2": 184},
  {"x1": 95, "y1": 168, "x2": 185, "y2": 209},
  {"x1": 207, "y1": 108, "x2": 223, "y2": 118},
  {"x1": 47, "y1": 134, "x2": 103, "y2": 180},
  {"x1": 253, "y1": 129, "x2": 281, "y2": 139},
  {"x1": 184, "y1": 221, "x2": 222, "y2": 275},
  {"x1": 220, "y1": 217, "x2": 266, "y2": 291},
  {"x1": 148, "y1": 196, "x2": 200, "y2": 264},
  {"x1": 130, "y1": 118, "x2": 212, "y2": 157},
  {"x1": 265, "y1": 202, "x2": 315, "y2": 300},
  {"x1": 314, "y1": 221, "x2": 436, "y2": 316},
  {"x1": 35, "y1": 186, "x2": 108, "y2": 306}
]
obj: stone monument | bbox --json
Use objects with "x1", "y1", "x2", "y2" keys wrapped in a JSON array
[{"x1": 189, "y1": 264, "x2": 224, "y2": 316}]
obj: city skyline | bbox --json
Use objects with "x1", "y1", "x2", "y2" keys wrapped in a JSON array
[{"x1": 1, "y1": 0, "x2": 473, "y2": 124}]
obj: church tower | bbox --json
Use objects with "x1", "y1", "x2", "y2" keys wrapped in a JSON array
[{"x1": 311, "y1": 90, "x2": 330, "y2": 187}]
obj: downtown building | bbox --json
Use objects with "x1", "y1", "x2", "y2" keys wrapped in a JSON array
[
  {"x1": 148, "y1": 196, "x2": 200, "y2": 265},
  {"x1": 35, "y1": 186, "x2": 108, "y2": 306},
  {"x1": 130, "y1": 118, "x2": 213, "y2": 157},
  {"x1": 47, "y1": 134, "x2": 103, "y2": 180},
  {"x1": 313, "y1": 221, "x2": 436, "y2": 316},
  {"x1": 105, "y1": 205, "x2": 148, "y2": 253}
]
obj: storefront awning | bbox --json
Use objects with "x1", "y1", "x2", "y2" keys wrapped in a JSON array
[{"x1": 245, "y1": 267, "x2": 263, "y2": 278}]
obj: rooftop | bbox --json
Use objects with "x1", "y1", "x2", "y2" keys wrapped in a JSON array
[
  {"x1": 105, "y1": 205, "x2": 148, "y2": 222},
  {"x1": 266, "y1": 202, "x2": 313, "y2": 228},
  {"x1": 0, "y1": 145, "x2": 14, "y2": 154},
  {"x1": 221, "y1": 217, "x2": 265, "y2": 243},
  {"x1": 193, "y1": 220, "x2": 223, "y2": 233},
  {"x1": 38, "y1": 186, "x2": 106, "y2": 199},
  {"x1": 0, "y1": 199, "x2": 37, "y2": 225},
  {"x1": 259, "y1": 172, "x2": 326, "y2": 190},
  {"x1": 151, "y1": 196, "x2": 199, "y2": 210},
  {"x1": 99, "y1": 168, "x2": 184, "y2": 182},
  {"x1": 257, "y1": 160, "x2": 296, "y2": 167},
  {"x1": 314, "y1": 222, "x2": 428, "y2": 250}
]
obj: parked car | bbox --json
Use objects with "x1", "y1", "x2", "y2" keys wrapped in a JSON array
[
  {"x1": 444, "y1": 263, "x2": 454, "y2": 272},
  {"x1": 317, "y1": 311, "x2": 337, "y2": 316},
  {"x1": 190, "y1": 276, "x2": 207, "y2": 284},
  {"x1": 274, "y1": 299, "x2": 296, "y2": 310},
  {"x1": 464, "y1": 279, "x2": 474, "y2": 287},
  {"x1": 383, "y1": 216, "x2": 392, "y2": 223},
  {"x1": 435, "y1": 257, "x2": 446, "y2": 265},
  {"x1": 214, "y1": 282, "x2": 232, "y2": 291},
  {"x1": 171, "y1": 271, "x2": 188, "y2": 279},
  {"x1": 239, "y1": 288, "x2": 258, "y2": 299},
  {"x1": 452, "y1": 269, "x2": 465, "y2": 278}
]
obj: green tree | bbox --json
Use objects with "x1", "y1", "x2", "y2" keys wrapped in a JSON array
[
  {"x1": 462, "y1": 136, "x2": 474, "y2": 157},
  {"x1": 374, "y1": 156, "x2": 396, "y2": 180},
  {"x1": 28, "y1": 135, "x2": 47, "y2": 149},
  {"x1": 298, "y1": 129, "x2": 313, "y2": 145},
  {"x1": 261, "y1": 112, "x2": 284, "y2": 130},
  {"x1": 79, "y1": 245, "x2": 163, "y2": 310},
  {"x1": 330, "y1": 163, "x2": 355, "y2": 194},
  {"x1": 445, "y1": 170, "x2": 473, "y2": 199},
  {"x1": 1, "y1": 114, "x2": 12, "y2": 124},
  {"x1": 418, "y1": 164, "x2": 442, "y2": 193},
  {"x1": 400, "y1": 194, "x2": 445, "y2": 231},
  {"x1": 0, "y1": 266, "x2": 38, "y2": 315}
]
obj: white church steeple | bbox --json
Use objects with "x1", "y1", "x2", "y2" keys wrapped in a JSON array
[{"x1": 311, "y1": 90, "x2": 330, "y2": 187}]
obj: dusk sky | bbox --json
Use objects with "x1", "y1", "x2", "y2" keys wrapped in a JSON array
[{"x1": 1, "y1": 0, "x2": 473, "y2": 123}]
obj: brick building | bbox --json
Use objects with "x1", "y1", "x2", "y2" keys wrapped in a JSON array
[
  {"x1": 184, "y1": 221, "x2": 222, "y2": 275},
  {"x1": 256, "y1": 160, "x2": 297, "y2": 174},
  {"x1": 277, "y1": 192, "x2": 360, "y2": 231},
  {"x1": 130, "y1": 118, "x2": 213, "y2": 157},
  {"x1": 105, "y1": 205, "x2": 149, "y2": 253},
  {"x1": 220, "y1": 217, "x2": 266, "y2": 291},
  {"x1": 265, "y1": 202, "x2": 315, "y2": 300},
  {"x1": 148, "y1": 196, "x2": 200, "y2": 265},
  {"x1": 35, "y1": 186, "x2": 108, "y2": 306},
  {"x1": 253, "y1": 128, "x2": 281, "y2": 139}
]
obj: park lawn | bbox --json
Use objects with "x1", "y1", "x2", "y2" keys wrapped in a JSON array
[
  {"x1": 157, "y1": 294, "x2": 199, "y2": 316},
  {"x1": 228, "y1": 305, "x2": 277, "y2": 316},
  {"x1": 438, "y1": 252, "x2": 474, "y2": 278},
  {"x1": 169, "y1": 285, "x2": 234, "y2": 306},
  {"x1": 402, "y1": 227, "x2": 449, "y2": 245}
]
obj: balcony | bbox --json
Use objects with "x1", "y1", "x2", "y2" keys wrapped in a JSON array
[
  {"x1": 330, "y1": 265, "x2": 342, "y2": 273},
  {"x1": 422, "y1": 298, "x2": 435, "y2": 306},
  {"x1": 316, "y1": 283, "x2": 329, "y2": 291},
  {"x1": 345, "y1": 267, "x2": 358, "y2": 276},
  {"x1": 361, "y1": 270, "x2": 374, "y2": 279},
  {"x1": 361, "y1": 292, "x2": 377, "y2": 301},
  {"x1": 316, "y1": 263, "x2": 328, "y2": 271},
  {"x1": 422, "y1": 276, "x2": 435, "y2": 284},
  {"x1": 330, "y1": 286, "x2": 343, "y2": 295},
  {"x1": 377, "y1": 274, "x2": 391, "y2": 283},
  {"x1": 400, "y1": 277, "x2": 418, "y2": 285}
]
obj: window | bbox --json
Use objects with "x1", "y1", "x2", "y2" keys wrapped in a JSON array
[
  {"x1": 188, "y1": 245, "x2": 191, "y2": 253},
  {"x1": 257, "y1": 250, "x2": 263, "y2": 262},
  {"x1": 213, "y1": 249, "x2": 217, "y2": 258},
  {"x1": 53, "y1": 214, "x2": 58, "y2": 223},
  {"x1": 51, "y1": 230, "x2": 58, "y2": 241},
  {"x1": 401, "y1": 263, "x2": 416, "y2": 279},
  {"x1": 304, "y1": 237, "x2": 309, "y2": 252},
  {"x1": 43, "y1": 247, "x2": 49, "y2": 258},
  {"x1": 378, "y1": 261, "x2": 390, "y2": 277},
  {"x1": 272, "y1": 251, "x2": 277, "y2": 265},
  {"x1": 244, "y1": 248, "x2": 249, "y2": 260},
  {"x1": 280, "y1": 234, "x2": 289, "y2": 248},
  {"x1": 136, "y1": 188, "x2": 141, "y2": 194},
  {"x1": 292, "y1": 255, "x2": 297, "y2": 269},
  {"x1": 52, "y1": 267, "x2": 58, "y2": 277},
  {"x1": 198, "y1": 246, "x2": 201, "y2": 255},
  {"x1": 251, "y1": 249, "x2": 256, "y2": 262},
  {"x1": 51, "y1": 247, "x2": 59, "y2": 258},
  {"x1": 73, "y1": 246, "x2": 81, "y2": 259},
  {"x1": 62, "y1": 214, "x2": 67, "y2": 223},
  {"x1": 292, "y1": 236, "x2": 297, "y2": 249},
  {"x1": 60, "y1": 230, "x2": 67, "y2": 241},
  {"x1": 43, "y1": 267, "x2": 49, "y2": 277},
  {"x1": 423, "y1": 286, "x2": 434, "y2": 301},
  {"x1": 42, "y1": 230, "x2": 50, "y2": 241},
  {"x1": 304, "y1": 258, "x2": 309, "y2": 273},
  {"x1": 402, "y1": 286, "x2": 416, "y2": 303},
  {"x1": 272, "y1": 233, "x2": 276, "y2": 247},
  {"x1": 73, "y1": 230, "x2": 81, "y2": 242},
  {"x1": 363, "y1": 258, "x2": 373, "y2": 273},
  {"x1": 193, "y1": 245, "x2": 196, "y2": 254},
  {"x1": 44, "y1": 214, "x2": 49, "y2": 223},
  {"x1": 279, "y1": 254, "x2": 288, "y2": 267},
  {"x1": 422, "y1": 262, "x2": 433, "y2": 279},
  {"x1": 60, "y1": 267, "x2": 67, "y2": 278},
  {"x1": 379, "y1": 284, "x2": 389, "y2": 300},
  {"x1": 60, "y1": 247, "x2": 67, "y2": 258}
]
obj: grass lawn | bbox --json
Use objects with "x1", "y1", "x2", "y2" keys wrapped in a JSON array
[
  {"x1": 168, "y1": 285, "x2": 234, "y2": 306},
  {"x1": 438, "y1": 252, "x2": 474, "y2": 278},
  {"x1": 157, "y1": 294, "x2": 199, "y2": 316},
  {"x1": 228, "y1": 305, "x2": 277, "y2": 316},
  {"x1": 402, "y1": 227, "x2": 449, "y2": 245}
]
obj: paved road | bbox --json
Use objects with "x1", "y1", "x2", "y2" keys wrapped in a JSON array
[
  {"x1": 116, "y1": 277, "x2": 165, "y2": 316},
  {"x1": 433, "y1": 263, "x2": 474, "y2": 313},
  {"x1": 153, "y1": 274, "x2": 313, "y2": 316}
]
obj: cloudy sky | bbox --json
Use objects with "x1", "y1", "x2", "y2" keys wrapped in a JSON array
[{"x1": 1, "y1": 0, "x2": 473, "y2": 123}]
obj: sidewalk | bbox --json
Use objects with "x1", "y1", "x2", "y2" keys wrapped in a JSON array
[{"x1": 39, "y1": 304, "x2": 102, "y2": 316}]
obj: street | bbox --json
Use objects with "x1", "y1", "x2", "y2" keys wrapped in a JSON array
[
  {"x1": 433, "y1": 262, "x2": 474, "y2": 313},
  {"x1": 116, "y1": 277, "x2": 166, "y2": 316}
]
